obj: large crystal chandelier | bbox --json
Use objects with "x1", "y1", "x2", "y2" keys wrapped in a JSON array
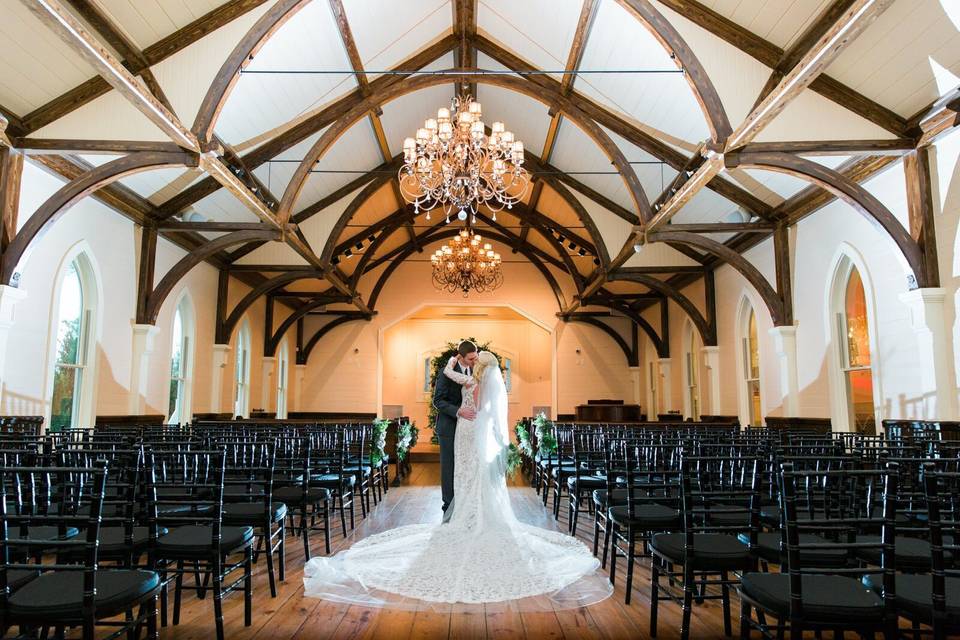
[
  {"x1": 431, "y1": 228, "x2": 503, "y2": 296},
  {"x1": 399, "y1": 94, "x2": 528, "y2": 223}
]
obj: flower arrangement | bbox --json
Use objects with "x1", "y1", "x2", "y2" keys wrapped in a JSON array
[
  {"x1": 426, "y1": 338, "x2": 503, "y2": 443},
  {"x1": 515, "y1": 419, "x2": 534, "y2": 458},
  {"x1": 532, "y1": 412, "x2": 557, "y2": 455},
  {"x1": 370, "y1": 418, "x2": 389, "y2": 467},
  {"x1": 396, "y1": 420, "x2": 418, "y2": 462},
  {"x1": 505, "y1": 443, "x2": 522, "y2": 478}
]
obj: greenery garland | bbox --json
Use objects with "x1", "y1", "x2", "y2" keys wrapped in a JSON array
[
  {"x1": 426, "y1": 338, "x2": 503, "y2": 444},
  {"x1": 370, "y1": 418, "x2": 389, "y2": 467},
  {"x1": 505, "y1": 443, "x2": 522, "y2": 478},
  {"x1": 396, "y1": 419, "x2": 419, "y2": 462},
  {"x1": 532, "y1": 412, "x2": 558, "y2": 455}
]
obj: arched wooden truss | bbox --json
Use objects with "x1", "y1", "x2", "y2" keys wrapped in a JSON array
[{"x1": 6, "y1": 0, "x2": 946, "y2": 363}]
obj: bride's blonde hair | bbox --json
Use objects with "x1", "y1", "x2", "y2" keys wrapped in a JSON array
[{"x1": 472, "y1": 351, "x2": 500, "y2": 382}]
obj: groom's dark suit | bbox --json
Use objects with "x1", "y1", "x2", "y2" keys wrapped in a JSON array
[{"x1": 433, "y1": 361, "x2": 468, "y2": 512}]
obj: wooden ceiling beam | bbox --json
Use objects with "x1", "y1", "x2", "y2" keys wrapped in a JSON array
[
  {"x1": 663, "y1": 222, "x2": 773, "y2": 233},
  {"x1": 655, "y1": 0, "x2": 907, "y2": 137},
  {"x1": 452, "y1": 0, "x2": 478, "y2": 96},
  {"x1": 641, "y1": 0, "x2": 892, "y2": 242},
  {"x1": 20, "y1": 0, "x2": 269, "y2": 134},
  {"x1": 911, "y1": 86, "x2": 960, "y2": 148},
  {"x1": 15, "y1": 138, "x2": 184, "y2": 155},
  {"x1": 158, "y1": 35, "x2": 457, "y2": 220},
  {"x1": 735, "y1": 139, "x2": 913, "y2": 156}
]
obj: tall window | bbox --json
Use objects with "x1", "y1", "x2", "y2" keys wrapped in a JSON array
[
  {"x1": 683, "y1": 322, "x2": 701, "y2": 420},
  {"x1": 276, "y1": 341, "x2": 288, "y2": 419},
  {"x1": 167, "y1": 298, "x2": 192, "y2": 425},
  {"x1": 742, "y1": 308, "x2": 762, "y2": 426},
  {"x1": 51, "y1": 261, "x2": 88, "y2": 431},
  {"x1": 234, "y1": 321, "x2": 251, "y2": 418},
  {"x1": 839, "y1": 267, "x2": 875, "y2": 434}
]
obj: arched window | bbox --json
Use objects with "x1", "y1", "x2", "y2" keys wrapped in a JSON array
[
  {"x1": 234, "y1": 320, "x2": 251, "y2": 418},
  {"x1": 742, "y1": 307, "x2": 762, "y2": 426},
  {"x1": 167, "y1": 296, "x2": 194, "y2": 425},
  {"x1": 51, "y1": 261, "x2": 86, "y2": 430},
  {"x1": 682, "y1": 321, "x2": 701, "y2": 420},
  {"x1": 276, "y1": 340, "x2": 289, "y2": 419},
  {"x1": 839, "y1": 267, "x2": 876, "y2": 434}
]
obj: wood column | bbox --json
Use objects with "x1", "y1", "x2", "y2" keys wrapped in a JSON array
[
  {"x1": 0, "y1": 147, "x2": 24, "y2": 264},
  {"x1": 135, "y1": 225, "x2": 157, "y2": 325},
  {"x1": 903, "y1": 147, "x2": 940, "y2": 288}
]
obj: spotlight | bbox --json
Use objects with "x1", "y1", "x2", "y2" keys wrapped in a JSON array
[
  {"x1": 344, "y1": 249, "x2": 353, "y2": 258},
  {"x1": 367, "y1": 234, "x2": 376, "y2": 243},
  {"x1": 633, "y1": 243, "x2": 643, "y2": 254},
  {"x1": 332, "y1": 256, "x2": 340, "y2": 265},
  {"x1": 593, "y1": 258, "x2": 601, "y2": 266},
  {"x1": 578, "y1": 249, "x2": 587, "y2": 257},
  {"x1": 356, "y1": 241, "x2": 364, "y2": 250},
  {"x1": 568, "y1": 241, "x2": 576, "y2": 250}
]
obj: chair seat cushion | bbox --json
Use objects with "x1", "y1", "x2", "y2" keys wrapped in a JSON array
[
  {"x1": 6, "y1": 569, "x2": 39, "y2": 591},
  {"x1": 272, "y1": 486, "x2": 331, "y2": 505},
  {"x1": 651, "y1": 532, "x2": 752, "y2": 570},
  {"x1": 310, "y1": 474, "x2": 356, "y2": 487},
  {"x1": 608, "y1": 504, "x2": 681, "y2": 530},
  {"x1": 223, "y1": 485, "x2": 267, "y2": 502},
  {"x1": 156, "y1": 525, "x2": 253, "y2": 558},
  {"x1": 863, "y1": 573, "x2": 960, "y2": 622},
  {"x1": 741, "y1": 573, "x2": 884, "y2": 624},
  {"x1": 593, "y1": 488, "x2": 630, "y2": 507},
  {"x1": 18, "y1": 525, "x2": 80, "y2": 543},
  {"x1": 223, "y1": 501, "x2": 287, "y2": 524},
  {"x1": 65, "y1": 527, "x2": 165, "y2": 558},
  {"x1": 8, "y1": 569, "x2": 160, "y2": 619},
  {"x1": 567, "y1": 475, "x2": 606, "y2": 490},
  {"x1": 738, "y1": 532, "x2": 848, "y2": 568},
  {"x1": 855, "y1": 535, "x2": 944, "y2": 572}
]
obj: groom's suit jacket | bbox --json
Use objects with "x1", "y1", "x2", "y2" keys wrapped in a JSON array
[{"x1": 433, "y1": 362, "x2": 465, "y2": 438}]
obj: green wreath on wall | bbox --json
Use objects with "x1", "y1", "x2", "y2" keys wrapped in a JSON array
[{"x1": 426, "y1": 338, "x2": 502, "y2": 444}]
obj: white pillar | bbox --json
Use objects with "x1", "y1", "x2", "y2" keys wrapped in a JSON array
[
  {"x1": 658, "y1": 358, "x2": 673, "y2": 417},
  {"x1": 129, "y1": 323, "x2": 159, "y2": 415},
  {"x1": 899, "y1": 288, "x2": 955, "y2": 419},
  {"x1": 260, "y1": 356, "x2": 276, "y2": 414},
  {"x1": 701, "y1": 346, "x2": 721, "y2": 415},
  {"x1": 769, "y1": 325, "x2": 799, "y2": 417},
  {"x1": 294, "y1": 364, "x2": 307, "y2": 411},
  {"x1": 0, "y1": 285, "x2": 27, "y2": 411},
  {"x1": 210, "y1": 344, "x2": 230, "y2": 414}
]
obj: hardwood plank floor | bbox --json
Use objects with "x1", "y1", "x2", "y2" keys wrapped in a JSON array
[{"x1": 154, "y1": 464, "x2": 894, "y2": 639}]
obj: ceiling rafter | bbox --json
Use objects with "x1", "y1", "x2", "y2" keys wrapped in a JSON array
[
  {"x1": 19, "y1": 0, "x2": 270, "y2": 134},
  {"x1": 654, "y1": 0, "x2": 908, "y2": 138},
  {"x1": 22, "y1": 0, "x2": 371, "y2": 315},
  {"x1": 156, "y1": 34, "x2": 458, "y2": 221},
  {"x1": 452, "y1": 0, "x2": 478, "y2": 97},
  {"x1": 327, "y1": 0, "x2": 418, "y2": 251}
]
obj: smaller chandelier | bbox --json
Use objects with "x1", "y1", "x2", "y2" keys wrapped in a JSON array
[
  {"x1": 400, "y1": 94, "x2": 527, "y2": 224},
  {"x1": 431, "y1": 228, "x2": 503, "y2": 296}
]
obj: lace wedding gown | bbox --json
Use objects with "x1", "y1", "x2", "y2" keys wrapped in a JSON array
[{"x1": 302, "y1": 357, "x2": 612, "y2": 609}]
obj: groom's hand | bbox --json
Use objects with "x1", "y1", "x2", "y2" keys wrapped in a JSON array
[{"x1": 457, "y1": 407, "x2": 476, "y2": 420}]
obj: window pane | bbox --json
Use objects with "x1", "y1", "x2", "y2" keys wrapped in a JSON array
[
  {"x1": 748, "y1": 380, "x2": 761, "y2": 426},
  {"x1": 51, "y1": 365, "x2": 79, "y2": 431},
  {"x1": 168, "y1": 379, "x2": 181, "y2": 423},
  {"x1": 845, "y1": 268, "x2": 871, "y2": 367},
  {"x1": 846, "y1": 369, "x2": 876, "y2": 434},
  {"x1": 747, "y1": 310, "x2": 760, "y2": 379},
  {"x1": 170, "y1": 310, "x2": 183, "y2": 378},
  {"x1": 55, "y1": 263, "x2": 82, "y2": 366}
]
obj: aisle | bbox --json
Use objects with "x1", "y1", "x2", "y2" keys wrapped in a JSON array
[{"x1": 161, "y1": 463, "x2": 730, "y2": 640}]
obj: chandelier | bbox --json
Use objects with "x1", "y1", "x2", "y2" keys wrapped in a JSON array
[
  {"x1": 399, "y1": 94, "x2": 528, "y2": 223},
  {"x1": 431, "y1": 228, "x2": 503, "y2": 296}
]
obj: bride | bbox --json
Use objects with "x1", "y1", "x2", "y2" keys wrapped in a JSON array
[{"x1": 302, "y1": 351, "x2": 611, "y2": 608}]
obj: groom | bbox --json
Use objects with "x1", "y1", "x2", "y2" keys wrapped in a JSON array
[{"x1": 432, "y1": 340, "x2": 479, "y2": 514}]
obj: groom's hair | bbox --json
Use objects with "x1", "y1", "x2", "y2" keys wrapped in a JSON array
[{"x1": 457, "y1": 340, "x2": 478, "y2": 357}]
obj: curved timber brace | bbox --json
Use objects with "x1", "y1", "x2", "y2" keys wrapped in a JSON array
[
  {"x1": 297, "y1": 313, "x2": 370, "y2": 365},
  {"x1": 565, "y1": 313, "x2": 641, "y2": 367}
]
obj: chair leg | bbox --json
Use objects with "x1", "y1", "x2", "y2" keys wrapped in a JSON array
[
  {"x1": 265, "y1": 526, "x2": 277, "y2": 597},
  {"x1": 147, "y1": 594, "x2": 159, "y2": 640},
  {"x1": 592, "y1": 510, "x2": 601, "y2": 557},
  {"x1": 212, "y1": 567, "x2": 225, "y2": 640},
  {"x1": 739, "y1": 599, "x2": 751, "y2": 640},
  {"x1": 338, "y1": 493, "x2": 348, "y2": 537},
  {"x1": 82, "y1": 620, "x2": 95, "y2": 640},
  {"x1": 602, "y1": 516, "x2": 612, "y2": 569},
  {"x1": 650, "y1": 559, "x2": 660, "y2": 637},
  {"x1": 681, "y1": 567, "x2": 693, "y2": 640},
  {"x1": 278, "y1": 521, "x2": 286, "y2": 582},
  {"x1": 721, "y1": 570, "x2": 732, "y2": 637},
  {"x1": 624, "y1": 528, "x2": 636, "y2": 605},
  {"x1": 301, "y1": 508, "x2": 311, "y2": 561},
  {"x1": 609, "y1": 523, "x2": 619, "y2": 587},
  {"x1": 244, "y1": 547, "x2": 253, "y2": 627},
  {"x1": 173, "y1": 560, "x2": 184, "y2": 626}
]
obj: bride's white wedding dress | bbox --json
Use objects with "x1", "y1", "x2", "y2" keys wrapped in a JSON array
[{"x1": 302, "y1": 357, "x2": 612, "y2": 609}]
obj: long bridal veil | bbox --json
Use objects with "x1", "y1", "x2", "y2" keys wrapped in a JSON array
[{"x1": 302, "y1": 364, "x2": 612, "y2": 611}]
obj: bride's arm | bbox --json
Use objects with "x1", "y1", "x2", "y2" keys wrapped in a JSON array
[{"x1": 443, "y1": 356, "x2": 474, "y2": 386}]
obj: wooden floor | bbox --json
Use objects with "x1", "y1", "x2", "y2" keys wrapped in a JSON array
[{"x1": 160, "y1": 463, "x2": 740, "y2": 640}]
